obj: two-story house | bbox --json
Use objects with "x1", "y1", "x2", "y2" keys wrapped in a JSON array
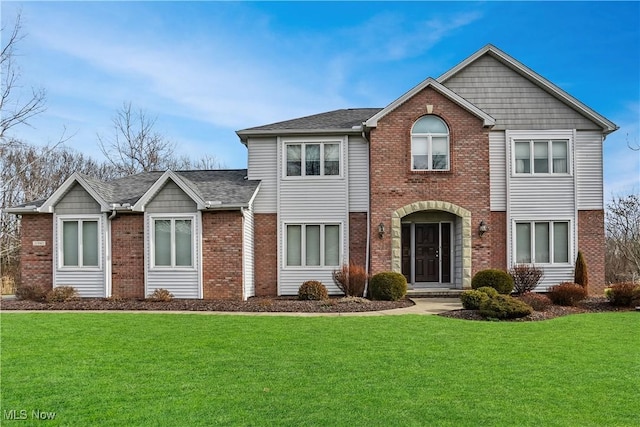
[{"x1": 9, "y1": 45, "x2": 617, "y2": 299}]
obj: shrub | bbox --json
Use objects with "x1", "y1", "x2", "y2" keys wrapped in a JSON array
[
  {"x1": 574, "y1": 250, "x2": 588, "y2": 291},
  {"x1": 147, "y1": 288, "x2": 174, "y2": 302},
  {"x1": 368, "y1": 272, "x2": 407, "y2": 301},
  {"x1": 15, "y1": 284, "x2": 48, "y2": 302},
  {"x1": 46, "y1": 286, "x2": 79, "y2": 302},
  {"x1": 479, "y1": 295, "x2": 533, "y2": 319},
  {"x1": 547, "y1": 282, "x2": 588, "y2": 306},
  {"x1": 332, "y1": 262, "x2": 368, "y2": 297},
  {"x1": 338, "y1": 296, "x2": 371, "y2": 304},
  {"x1": 509, "y1": 264, "x2": 544, "y2": 295},
  {"x1": 460, "y1": 290, "x2": 489, "y2": 310},
  {"x1": 634, "y1": 287, "x2": 640, "y2": 307},
  {"x1": 605, "y1": 282, "x2": 640, "y2": 307},
  {"x1": 298, "y1": 281, "x2": 328, "y2": 301},
  {"x1": 476, "y1": 286, "x2": 499, "y2": 299},
  {"x1": 471, "y1": 269, "x2": 514, "y2": 294},
  {"x1": 518, "y1": 292, "x2": 552, "y2": 311}
]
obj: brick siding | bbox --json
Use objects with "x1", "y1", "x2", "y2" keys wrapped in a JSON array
[
  {"x1": 18, "y1": 214, "x2": 53, "y2": 290},
  {"x1": 253, "y1": 213, "x2": 278, "y2": 296},
  {"x1": 349, "y1": 212, "x2": 368, "y2": 270},
  {"x1": 201, "y1": 210, "x2": 245, "y2": 300},
  {"x1": 490, "y1": 211, "x2": 507, "y2": 271},
  {"x1": 111, "y1": 214, "x2": 145, "y2": 298},
  {"x1": 578, "y1": 209, "x2": 605, "y2": 295},
  {"x1": 369, "y1": 86, "x2": 492, "y2": 279}
]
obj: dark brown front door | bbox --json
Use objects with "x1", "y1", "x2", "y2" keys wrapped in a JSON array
[{"x1": 415, "y1": 224, "x2": 439, "y2": 282}]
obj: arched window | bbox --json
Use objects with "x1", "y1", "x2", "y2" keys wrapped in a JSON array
[{"x1": 411, "y1": 115, "x2": 450, "y2": 171}]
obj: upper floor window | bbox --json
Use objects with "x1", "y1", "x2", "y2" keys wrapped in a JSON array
[
  {"x1": 286, "y1": 142, "x2": 341, "y2": 177},
  {"x1": 514, "y1": 139, "x2": 569, "y2": 174},
  {"x1": 60, "y1": 218, "x2": 100, "y2": 268},
  {"x1": 411, "y1": 115, "x2": 450, "y2": 171}
]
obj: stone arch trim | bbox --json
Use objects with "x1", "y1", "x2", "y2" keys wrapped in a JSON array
[{"x1": 391, "y1": 200, "x2": 472, "y2": 289}]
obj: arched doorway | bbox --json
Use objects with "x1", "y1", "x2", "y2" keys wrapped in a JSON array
[{"x1": 390, "y1": 201, "x2": 471, "y2": 289}]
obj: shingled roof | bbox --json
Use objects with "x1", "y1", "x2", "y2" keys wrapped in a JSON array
[
  {"x1": 7, "y1": 169, "x2": 259, "y2": 213},
  {"x1": 236, "y1": 108, "x2": 382, "y2": 142}
]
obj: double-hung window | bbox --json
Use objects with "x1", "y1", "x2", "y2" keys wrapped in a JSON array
[
  {"x1": 411, "y1": 115, "x2": 450, "y2": 171},
  {"x1": 515, "y1": 221, "x2": 569, "y2": 264},
  {"x1": 60, "y1": 218, "x2": 100, "y2": 268},
  {"x1": 285, "y1": 142, "x2": 341, "y2": 177},
  {"x1": 286, "y1": 223, "x2": 341, "y2": 267},
  {"x1": 153, "y1": 217, "x2": 193, "y2": 268},
  {"x1": 514, "y1": 139, "x2": 569, "y2": 174}
]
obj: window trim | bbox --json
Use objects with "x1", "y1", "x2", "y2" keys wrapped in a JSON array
[
  {"x1": 282, "y1": 138, "x2": 343, "y2": 179},
  {"x1": 56, "y1": 214, "x2": 103, "y2": 270},
  {"x1": 513, "y1": 219, "x2": 572, "y2": 265},
  {"x1": 511, "y1": 137, "x2": 572, "y2": 176},
  {"x1": 410, "y1": 115, "x2": 450, "y2": 172},
  {"x1": 149, "y1": 214, "x2": 197, "y2": 270},
  {"x1": 283, "y1": 222, "x2": 342, "y2": 268}
]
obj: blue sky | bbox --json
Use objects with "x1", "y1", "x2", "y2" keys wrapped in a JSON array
[{"x1": 2, "y1": 1, "x2": 639, "y2": 199}]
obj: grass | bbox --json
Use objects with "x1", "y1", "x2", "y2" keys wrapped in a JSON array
[{"x1": 1, "y1": 313, "x2": 638, "y2": 426}]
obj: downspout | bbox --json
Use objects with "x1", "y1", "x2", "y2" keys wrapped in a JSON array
[
  {"x1": 362, "y1": 125, "x2": 371, "y2": 297},
  {"x1": 106, "y1": 208, "x2": 117, "y2": 298},
  {"x1": 240, "y1": 207, "x2": 246, "y2": 301}
]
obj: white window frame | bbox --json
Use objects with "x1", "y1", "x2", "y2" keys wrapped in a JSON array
[
  {"x1": 57, "y1": 214, "x2": 102, "y2": 270},
  {"x1": 282, "y1": 138, "x2": 343, "y2": 179},
  {"x1": 513, "y1": 220, "x2": 572, "y2": 265},
  {"x1": 150, "y1": 214, "x2": 197, "y2": 270},
  {"x1": 410, "y1": 116, "x2": 450, "y2": 172},
  {"x1": 283, "y1": 222, "x2": 342, "y2": 268},
  {"x1": 511, "y1": 137, "x2": 572, "y2": 176}
]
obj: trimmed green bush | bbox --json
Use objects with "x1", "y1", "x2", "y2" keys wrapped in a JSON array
[
  {"x1": 298, "y1": 281, "x2": 328, "y2": 301},
  {"x1": 574, "y1": 250, "x2": 589, "y2": 291},
  {"x1": 547, "y1": 282, "x2": 587, "y2": 306},
  {"x1": 46, "y1": 286, "x2": 79, "y2": 302},
  {"x1": 471, "y1": 269, "x2": 514, "y2": 294},
  {"x1": 479, "y1": 295, "x2": 533, "y2": 319},
  {"x1": 476, "y1": 286, "x2": 499, "y2": 299},
  {"x1": 518, "y1": 292, "x2": 552, "y2": 311},
  {"x1": 460, "y1": 290, "x2": 489, "y2": 310},
  {"x1": 605, "y1": 282, "x2": 640, "y2": 307},
  {"x1": 368, "y1": 272, "x2": 407, "y2": 301}
]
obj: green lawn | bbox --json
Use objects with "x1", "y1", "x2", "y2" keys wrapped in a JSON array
[{"x1": 1, "y1": 313, "x2": 638, "y2": 426}]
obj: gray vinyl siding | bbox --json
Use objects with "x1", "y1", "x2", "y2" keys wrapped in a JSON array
[
  {"x1": 243, "y1": 203, "x2": 255, "y2": 299},
  {"x1": 145, "y1": 213, "x2": 201, "y2": 299},
  {"x1": 442, "y1": 55, "x2": 601, "y2": 131},
  {"x1": 278, "y1": 136, "x2": 349, "y2": 296},
  {"x1": 53, "y1": 214, "x2": 106, "y2": 297},
  {"x1": 55, "y1": 183, "x2": 101, "y2": 214},
  {"x1": 247, "y1": 137, "x2": 278, "y2": 213},
  {"x1": 348, "y1": 135, "x2": 369, "y2": 211},
  {"x1": 489, "y1": 131, "x2": 507, "y2": 211},
  {"x1": 146, "y1": 180, "x2": 197, "y2": 213},
  {"x1": 575, "y1": 131, "x2": 604, "y2": 209}
]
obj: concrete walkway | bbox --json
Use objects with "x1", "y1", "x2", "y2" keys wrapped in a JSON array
[{"x1": 1, "y1": 297, "x2": 462, "y2": 316}]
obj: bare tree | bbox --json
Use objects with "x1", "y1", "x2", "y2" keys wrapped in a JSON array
[
  {"x1": 0, "y1": 11, "x2": 47, "y2": 141},
  {"x1": 98, "y1": 102, "x2": 176, "y2": 175},
  {"x1": 171, "y1": 153, "x2": 225, "y2": 171},
  {"x1": 605, "y1": 193, "x2": 640, "y2": 283}
]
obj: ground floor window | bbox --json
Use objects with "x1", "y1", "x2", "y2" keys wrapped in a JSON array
[
  {"x1": 61, "y1": 219, "x2": 99, "y2": 267},
  {"x1": 152, "y1": 217, "x2": 193, "y2": 267},
  {"x1": 286, "y1": 223, "x2": 340, "y2": 267},
  {"x1": 515, "y1": 221, "x2": 569, "y2": 264}
]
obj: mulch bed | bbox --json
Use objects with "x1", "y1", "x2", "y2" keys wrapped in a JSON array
[
  {"x1": 439, "y1": 297, "x2": 637, "y2": 322},
  {"x1": 0, "y1": 296, "x2": 414, "y2": 313}
]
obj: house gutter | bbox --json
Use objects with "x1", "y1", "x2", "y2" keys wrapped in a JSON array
[{"x1": 361, "y1": 123, "x2": 371, "y2": 296}]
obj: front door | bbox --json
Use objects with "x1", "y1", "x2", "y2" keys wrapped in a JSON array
[
  {"x1": 401, "y1": 222, "x2": 452, "y2": 285},
  {"x1": 415, "y1": 224, "x2": 439, "y2": 282}
]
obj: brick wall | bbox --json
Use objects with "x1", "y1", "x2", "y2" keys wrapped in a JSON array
[
  {"x1": 369, "y1": 86, "x2": 492, "y2": 279},
  {"x1": 253, "y1": 213, "x2": 277, "y2": 296},
  {"x1": 111, "y1": 214, "x2": 145, "y2": 298},
  {"x1": 349, "y1": 212, "x2": 368, "y2": 269},
  {"x1": 201, "y1": 210, "x2": 244, "y2": 300},
  {"x1": 578, "y1": 209, "x2": 605, "y2": 295},
  {"x1": 18, "y1": 214, "x2": 53, "y2": 290},
  {"x1": 490, "y1": 211, "x2": 507, "y2": 271}
]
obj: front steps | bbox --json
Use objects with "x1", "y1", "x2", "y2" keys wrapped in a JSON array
[{"x1": 406, "y1": 288, "x2": 465, "y2": 298}]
